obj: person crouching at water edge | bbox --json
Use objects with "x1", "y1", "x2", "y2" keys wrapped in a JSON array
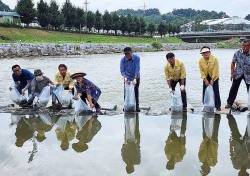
[
  {"x1": 9, "y1": 65, "x2": 35, "y2": 102},
  {"x1": 27, "y1": 69, "x2": 54, "y2": 107},
  {"x1": 120, "y1": 47, "x2": 141, "y2": 112},
  {"x1": 164, "y1": 52, "x2": 187, "y2": 112},
  {"x1": 71, "y1": 70, "x2": 101, "y2": 113},
  {"x1": 199, "y1": 46, "x2": 221, "y2": 111}
]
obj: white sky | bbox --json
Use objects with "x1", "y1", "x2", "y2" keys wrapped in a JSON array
[{"x1": 2, "y1": 0, "x2": 250, "y2": 18}]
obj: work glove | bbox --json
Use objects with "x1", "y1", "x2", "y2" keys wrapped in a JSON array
[
  {"x1": 180, "y1": 85, "x2": 185, "y2": 91},
  {"x1": 124, "y1": 77, "x2": 128, "y2": 84},
  {"x1": 21, "y1": 89, "x2": 25, "y2": 95},
  {"x1": 132, "y1": 79, "x2": 137, "y2": 85}
]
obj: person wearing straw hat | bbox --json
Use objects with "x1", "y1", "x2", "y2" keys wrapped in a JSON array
[
  {"x1": 26, "y1": 69, "x2": 53, "y2": 106},
  {"x1": 71, "y1": 70, "x2": 102, "y2": 112},
  {"x1": 199, "y1": 46, "x2": 221, "y2": 111}
]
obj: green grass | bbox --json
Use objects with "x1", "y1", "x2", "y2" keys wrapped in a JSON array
[
  {"x1": 154, "y1": 36, "x2": 185, "y2": 44},
  {"x1": 0, "y1": 27, "x2": 184, "y2": 44}
]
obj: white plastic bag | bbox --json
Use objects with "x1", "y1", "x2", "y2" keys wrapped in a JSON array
[
  {"x1": 203, "y1": 113, "x2": 215, "y2": 139},
  {"x1": 74, "y1": 115, "x2": 92, "y2": 131},
  {"x1": 171, "y1": 91, "x2": 183, "y2": 112},
  {"x1": 170, "y1": 113, "x2": 183, "y2": 131},
  {"x1": 10, "y1": 86, "x2": 27, "y2": 105},
  {"x1": 36, "y1": 86, "x2": 51, "y2": 107},
  {"x1": 39, "y1": 113, "x2": 52, "y2": 125},
  {"x1": 74, "y1": 99, "x2": 92, "y2": 115},
  {"x1": 53, "y1": 85, "x2": 72, "y2": 107},
  {"x1": 124, "y1": 82, "x2": 136, "y2": 112},
  {"x1": 203, "y1": 85, "x2": 215, "y2": 113},
  {"x1": 248, "y1": 91, "x2": 250, "y2": 110}
]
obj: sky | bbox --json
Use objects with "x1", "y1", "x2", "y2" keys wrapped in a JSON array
[{"x1": 2, "y1": 0, "x2": 250, "y2": 18}]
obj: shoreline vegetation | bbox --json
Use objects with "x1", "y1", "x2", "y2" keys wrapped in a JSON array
[{"x1": 0, "y1": 27, "x2": 241, "y2": 58}]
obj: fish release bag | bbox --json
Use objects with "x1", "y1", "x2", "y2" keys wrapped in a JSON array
[
  {"x1": 171, "y1": 91, "x2": 183, "y2": 112},
  {"x1": 74, "y1": 98, "x2": 93, "y2": 115},
  {"x1": 203, "y1": 85, "x2": 215, "y2": 113},
  {"x1": 36, "y1": 86, "x2": 51, "y2": 107},
  {"x1": 10, "y1": 86, "x2": 27, "y2": 105},
  {"x1": 53, "y1": 85, "x2": 72, "y2": 107},
  {"x1": 124, "y1": 82, "x2": 136, "y2": 112}
]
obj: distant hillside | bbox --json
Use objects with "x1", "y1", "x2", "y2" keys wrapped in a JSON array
[
  {"x1": 115, "y1": 8, "x2": 230, "y2": 26},
  {"x1": 0, "y1": 0, "x2": 11, "y2": 11}
]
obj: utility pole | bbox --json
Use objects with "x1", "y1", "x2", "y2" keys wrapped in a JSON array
[{"x1": 84, "y1": 0, "x2": 90, "y2": 32}]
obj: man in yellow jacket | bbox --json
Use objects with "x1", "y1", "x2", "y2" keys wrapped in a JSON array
[
  {"x1": 199, "y1": 46, "x2": 221, "y2": 111},
  {"x1": 164, "y1": 52, "x2": 187, "y2": 111}
]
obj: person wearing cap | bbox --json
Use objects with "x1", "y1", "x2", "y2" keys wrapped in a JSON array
[
  {"x1": 120, "y1": 47, "x2": 141, "y2": 112},
  {"x1": 53, "y1": 64, "x2": 74, "y2": 106},
  {"x1": 199, "y1": 46, "x2": 221, "y2": 111},
  {"x1": 225, "y1": 39, "x2": 250, "y2": 109},
  {"x1": 71, "y1": 70, "x2": 102, "y2": 112},
  {"x1": 164, "y1": 52, "x2": 187, "y2": 111},
  {"x1": 9, "y1": 65, "x2": 34, "y2": 96},
  {"x1": 26, "y1": 69, "x2": 53, "y2": 106}
]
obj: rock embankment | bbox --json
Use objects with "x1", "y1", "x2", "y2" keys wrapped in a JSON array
[{"x1": 0, "y1": 43, "x2": 217, "y2": 58}]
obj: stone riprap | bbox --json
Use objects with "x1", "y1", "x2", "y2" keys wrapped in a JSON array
[{"x1": 0, "y1": 43, "x2": 217, "y2": 58}]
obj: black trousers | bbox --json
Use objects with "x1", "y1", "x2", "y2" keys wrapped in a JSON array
[
  {"x1": 80, "y1": 93, "x2": 100, "y2": 109},
  {"x1": 202, "y1": 76, "x2": 221, "y2": 109},
  {"x1": 227, "y1": 75, "x2": 249, "y2": 105},
  {"x1": 170, "y1": 79, "x2": 187, "y2": 108},
  {"x1": 124, "y1": 78, "x2": 140, "y2": 109}
]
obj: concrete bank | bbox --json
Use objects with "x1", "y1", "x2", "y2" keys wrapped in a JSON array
[{"x1": 0, "y1": 43, "x2": 217, "y2": 58}]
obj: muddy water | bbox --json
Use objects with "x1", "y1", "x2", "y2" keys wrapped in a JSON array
[{"x1": 0, "y1": 49, "x2": 250, "y2": 176}]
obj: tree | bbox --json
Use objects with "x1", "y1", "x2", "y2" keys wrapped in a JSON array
[
  {"x1": 49, "y1": 0, "x2": 64, "y2": 30},
  {"x1": 111, "y1": 12, "x2": 121, "y2": 35},
  {"x1": 245, "y1": 14, "x2": 250, "y2": 21},
  {"x1": 127, "y1": 14, "x2": 134, "y2": 35},
  {"x1": 87, "y1": 11, "x2": 95, "y2": 32},
  {"x1": 94, "y1": 10, "x2": 103, "y2": 33},
  {"x1": 0, "y1": 0, "x2": 10, "y2": 11},
  {"x1": 133, "y1": 16, "x2": 140, "y2": 35},
  {"x1": 16, "y1": 0, "x2": 36, "y2": 26},
  {"x1": 139, "y1": 16, "x2": 146, "y2": 34},
  {"x1": 147, "y1": 22, "x2": 155, "y2": 35},
  {"x1": 61, "y1": 0, "x2": 76, "y2": 30},
  {"x1": 167, "y1": 23, "x2": 172, "y2": 36},
  {"x1": 120, "y1": 15, "x2": 129, "y2": 35},
  {"x1": 74, "y1": 7, "x2": 85, "y2": 31},
  {"x1": 103, "y1": 10, "x2": 112, "y2": 33},
  {"x1": 37, "y1": 0, "x2": 51, "y2": 28},
  {"x1": 157, "y1": 22, "x2": 167, "y2": 38}
]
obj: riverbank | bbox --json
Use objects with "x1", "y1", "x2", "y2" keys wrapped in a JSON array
[{"x1": 0, "y1": 43, "x2": 217, "y2": 58}]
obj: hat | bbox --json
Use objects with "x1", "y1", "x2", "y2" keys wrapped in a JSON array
[
  {"x1": 124, "y1": 47, "x2": 132, "y2": 54},
  {"x1": 71, "y1": 69, "x2": 86, "y2": 79},
  {"x1": 200, "y1": 47, "x2": 210, "y2": 54},
  {"x1": 34, "y1": 69, "x2": 43, "y2": 76}
]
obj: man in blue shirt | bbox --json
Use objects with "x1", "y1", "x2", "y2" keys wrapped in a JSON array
[
  {"x1": 120, "y1": 47, "x2": 141, "y2": 112},
  {"x1": 10, "y1": 65, "x2": 34, "y2": 96}
]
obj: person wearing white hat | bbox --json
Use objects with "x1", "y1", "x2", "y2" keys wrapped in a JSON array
[
  {"x1": 71, "y1": 70, "x2": 101, "y2": 112},
  {"x1": 199, "y1": 46, "x2": 221, "y2": 111}
]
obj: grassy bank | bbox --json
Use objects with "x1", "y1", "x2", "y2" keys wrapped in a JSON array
[{"x1": 0, "y1": 27, "x2": 183, "y2": 44}]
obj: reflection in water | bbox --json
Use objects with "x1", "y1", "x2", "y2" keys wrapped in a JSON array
[
  {"x1": 72, "y1": 115, "x2": 102, "y2": 153},
  {"x1": 165, "y1": 112, "x2": 187, "y2": 170},
  {"x1": 121, "y1": 113, "x2": 141, "y2": 174},
  {"x1": 227, "y1": 114, "x2": 250, "y2": 176},
  {"x1": 199, "y1": 113, "x2": 221, "y2": 175}
]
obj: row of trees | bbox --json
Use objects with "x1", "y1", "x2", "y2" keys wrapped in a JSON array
[{"x1": 15, "y1": 0, "x2": 181, "y2": 36}]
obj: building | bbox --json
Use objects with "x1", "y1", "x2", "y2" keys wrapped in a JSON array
[{"x1": 0, "y1": 11, "x2": 20, "y2": 25}]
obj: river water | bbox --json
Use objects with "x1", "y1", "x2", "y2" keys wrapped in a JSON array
[{"x1": 0, "y1": 49, "x2": 250, "y2": 176}]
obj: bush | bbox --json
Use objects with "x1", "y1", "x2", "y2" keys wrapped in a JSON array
[{"x1": 151, "y1": 41, "x2": 163, "y2": 50}]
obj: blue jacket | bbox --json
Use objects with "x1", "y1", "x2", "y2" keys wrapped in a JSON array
[{"x1": 120, "y1": 54, "x2": 140, "y2": 81}]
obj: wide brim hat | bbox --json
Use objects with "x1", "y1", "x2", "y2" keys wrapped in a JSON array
[
  {"x1": 34, "y1": 69, "x2": 43, "y2": 76},
  {"x1": 71, "y1": 69, "x2": 86, "y2": 79},
  {"x1": 200, "y1": 47, "x2": 210, "y2": 54}
]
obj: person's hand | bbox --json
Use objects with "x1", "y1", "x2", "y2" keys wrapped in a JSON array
[
  {"x1": 89, "y1": 102, "x2": 95, "y2": 108},
  {"x1": 180, "y1": 85, "x2": 185, "y2": 92},
  {"x1": 56, "y1": 82, "x2": 61, "y2": 87},
  {"x1": 9, "y1": 86, "x2": 12, "y2": 91},
  {"x1": 230, "y1": 73, "x2": 234, "y2": 81},
  {"x1": 210, "y1": 80, "x2": 214, "y2": 86},
  {"x1": 124, "y1": 77, "x2": 128, "y2": 84},
  {"x1": 21, "y1": 89, "x2": 25, "y2": 96},
  {"x1": 47, "y1": 83, "x2": 51, "y2": 86},
  {"x1": 132, "y1": 79, "x2": 137, "y2": 85},
  {"x1": 68, "y1": 89, "x2": 72, "y2": 93},
  {"x1": 204, "y1": 79, "x2": 209, "y2": 86}
]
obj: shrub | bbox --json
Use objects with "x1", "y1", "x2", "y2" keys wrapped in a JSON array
[{"x1": 151, "y1": 41, "x2": 162, "y2": 50}]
